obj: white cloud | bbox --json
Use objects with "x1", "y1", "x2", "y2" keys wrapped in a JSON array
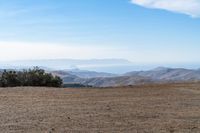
[{"x1": 131, "y1": 0, "x2": 200, "y2": 17}]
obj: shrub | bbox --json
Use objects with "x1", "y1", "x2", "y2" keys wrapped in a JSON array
[{"x1": 0, "y1": 67, "x2": 63, "y2": 87}]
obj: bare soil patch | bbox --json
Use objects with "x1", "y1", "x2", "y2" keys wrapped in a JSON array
[{"x1": 0, "y1": 83, "x2": 200, "y2": 133}]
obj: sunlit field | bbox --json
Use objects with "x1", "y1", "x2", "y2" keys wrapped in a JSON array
[{"x1": 0, "y1": 83, "x2": 199, "y2": 133}]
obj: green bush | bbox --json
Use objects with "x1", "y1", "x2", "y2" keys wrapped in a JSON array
[{"x1": 0, "y1": 67, "x2": 63, "y2": 87}]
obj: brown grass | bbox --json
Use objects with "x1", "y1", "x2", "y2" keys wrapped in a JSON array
[{"x1": 0, "y1": 83, "x2": 200, "y2": 133}]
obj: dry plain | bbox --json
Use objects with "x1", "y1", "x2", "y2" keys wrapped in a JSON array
[{"x1": 0, "y1": 83, "x2": 200, "y2": 133}]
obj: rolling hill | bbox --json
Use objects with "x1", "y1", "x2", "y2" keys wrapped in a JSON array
[
  {"x1": 1, "y1": 67, "x2": 200, "y2": 87},
  {"x1": 125, "y1": 67, "x2": 200, "y2": 81},
  {"x1": 54, "y1": 67, "x2": 200, "y2": 87}
]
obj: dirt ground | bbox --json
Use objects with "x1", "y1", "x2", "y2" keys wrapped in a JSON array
[{"x1": 0, "y1": 83, "x2": 200, "y2": 133}]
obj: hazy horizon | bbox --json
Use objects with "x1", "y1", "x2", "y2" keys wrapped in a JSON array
[{"x1": 1, "y1": 58, "x2": 200, "y2": 74}]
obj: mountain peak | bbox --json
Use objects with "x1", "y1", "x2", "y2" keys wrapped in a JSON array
[{"x1": 152, "y1": 67, "x2": 171, "y2": 71}]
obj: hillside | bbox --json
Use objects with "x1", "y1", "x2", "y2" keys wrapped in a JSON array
[
  {"x1": 56, "y1": 67, "x2": 200, "y2": 87},
  {"x1": 2, "y1": 67, "x2": 200, "y2": 87},
  {"x1": 79, "y1": 75, "x2": 153, "y2": 87},
  {"x1": 0, "y1": 83, "x2": 199, "y2": 132},
  {"x1": 125, "y1": 67, "x2": 200, "y2": 81}
]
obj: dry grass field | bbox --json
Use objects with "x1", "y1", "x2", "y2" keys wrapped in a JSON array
[{"x1": 0, "y1": 83, "x2": 200, "y2": 133}]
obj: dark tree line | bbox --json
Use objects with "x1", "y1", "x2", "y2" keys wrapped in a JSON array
[{"x1": 0, "y1": 67, "x2": 62, "y2": 87}]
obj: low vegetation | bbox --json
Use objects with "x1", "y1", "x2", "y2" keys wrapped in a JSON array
[{"x1": 0, "y1": 67, "x2": 62, "y2": 87}]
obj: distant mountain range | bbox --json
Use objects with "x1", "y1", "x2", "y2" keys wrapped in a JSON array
[
  {"x1": 1, "y1": 59, "x2": 200, "y2": 74},
  {"x1": 1, "y1": 66, "x2": 200, "y2": 87},
  {"x1": 1, "y1": 59, "x2": 200, "y2": 87},
  {"x1": 0, "y1": 59, "x2": 134, "y2": 74},
  {"x1": 51, "y1": 67, "x2": 200, "y2": 87},
  {"x1": 51, "y1": 69, "x2": 116, "y2": 78},
  {"x1": 125, "y1": 67, "x2": 200, "y2": 81}
]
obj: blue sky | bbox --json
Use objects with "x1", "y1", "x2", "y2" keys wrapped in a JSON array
[{"x1": 0, "y1": 0, "x2": 200, "y2": 64}]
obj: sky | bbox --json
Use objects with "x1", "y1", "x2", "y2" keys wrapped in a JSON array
[{"x1": 0, "y1": 0, "x2": 200, "y2": 64}]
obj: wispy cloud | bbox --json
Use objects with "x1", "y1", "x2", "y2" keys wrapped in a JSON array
[
  {"x1": 130, "y1": 0, "x2": 200, "y2": 17},
  {"x1": 0, "y1": 5, "x2": 58, "y2": 19},
  {"x1": 0, "y1": 42, "x2": 132, "y2": 61}
]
